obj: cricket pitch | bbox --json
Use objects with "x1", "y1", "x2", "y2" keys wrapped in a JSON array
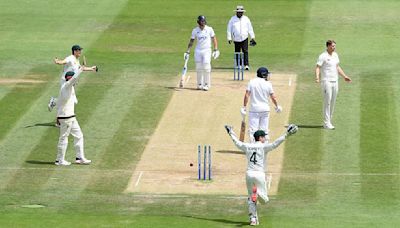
[{"x1": 126, "y1": 71, "x2": 297, "y2": 195}]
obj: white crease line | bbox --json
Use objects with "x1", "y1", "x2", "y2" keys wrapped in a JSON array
[
  {"x1": 135, "y1": 171, "x2": 144, "y2": 187},
  {"x1": 288, "y1": 77, "x2": 292, "y2": 87},
  {"x1": 267, "y1": 174, "x2": 272, "y2": 189}
]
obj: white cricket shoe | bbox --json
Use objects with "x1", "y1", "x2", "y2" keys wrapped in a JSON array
[
  {"x1": 250, "y1": 217, "x2": 259, "y2": 226},
  {"x1": 197, "y1": 84, "x2": 203, "y2": 90},
  {"x1": 323, "y1": 123, "x2": 335, "y2": 130},
  {"x1": 203, "y1": 85, "x2": 209, "y2": 91},
  {"x1": 245, "y1": 65, "x2": 250, "y2": 70},
  {"x1": 48, "y1": 97, "x2": 57, "y2": 112},
  {"x1": 75, "y1": 157, "x2": 92, "y2": 165},
  {"x1": 55, "y1": 160, "x2": 71, "y2": 166}
]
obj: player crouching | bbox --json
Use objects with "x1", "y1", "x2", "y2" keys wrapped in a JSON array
[{"x1": 224, "y1": 124, "x2": 298, "y2": 226}]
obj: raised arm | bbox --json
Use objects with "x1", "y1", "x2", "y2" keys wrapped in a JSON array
[
  {"x1": 224, "y1": 125, "x2": 247, "y2": 152},
  {"x1": 263, "y1": 124, "x2": 298, "y2": 152},
  {"x1": 54, "y1": 57, "x2": 67, "y2": 65}
]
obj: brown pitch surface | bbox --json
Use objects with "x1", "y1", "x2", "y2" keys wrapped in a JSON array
[{"x1": 126, "y1": 71, "x2": 297, "y2": 195}]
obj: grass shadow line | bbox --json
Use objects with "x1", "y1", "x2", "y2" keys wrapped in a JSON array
[
  {"x1": 182, "y1": 215, "x2": 248, "y2": 227},
  {"x1": 24, "y1": 122, "x2": 56, "y2": 128},
  {"x1": 26, "y1": 160, "x2": 54, "y2": 165}
]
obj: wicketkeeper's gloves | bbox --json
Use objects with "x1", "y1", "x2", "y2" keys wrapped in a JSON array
[
  {"x1": 286, "y1": 124, "x2": 298, "y2": 136},
  {"x1": 224, "y1": 125, "x2": 233, "y2": 135}
]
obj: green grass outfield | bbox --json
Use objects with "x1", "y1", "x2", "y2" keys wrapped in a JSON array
[{"x1": 1, "y1": 0, "x2": 400, "y2": 227}]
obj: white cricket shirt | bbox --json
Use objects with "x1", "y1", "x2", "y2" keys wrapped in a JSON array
[
  {"x1": 316, "y1": 51, "x2": 340, "y2": 82},
  {"x1": 191, "y1": 25, "x2": 215, "y2": 51},
  {"x1": 57, "y1": 70, "x2": 81, "y2": 117},
  {"x1": 60, "y1": 55, "x2": 81, "y2": 81},
  {"x1": 227, "y1": 15, "x2": 255, "y2": 42},
  {"x1": 229, "y1": 132, "x2": 286, "y2": 172},
  {"x1": 247, "y1": 77, "x2": 274, "y2": 112}
]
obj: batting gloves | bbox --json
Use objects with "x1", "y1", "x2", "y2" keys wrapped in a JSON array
[
  {"x1": 275, "y1": 105, "x2": 282, "y2": 113},
  {"x1": 184, "y1": 52, "x2": 190, "y2": 60},
  {"x1": 240, "y1": 107, "x2": 247, "y2": 118},
  {"x1": 212, "y1": 49, "x2": 220, "y2": 59}
]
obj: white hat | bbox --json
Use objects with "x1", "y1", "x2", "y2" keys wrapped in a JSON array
[{"x1": 235, "y1": 5, "x2": 246, "y2": 12}]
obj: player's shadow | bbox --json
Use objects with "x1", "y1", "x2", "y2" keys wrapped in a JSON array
[
  {"x1": 182, "y1": 215, "x2": 248, "y2": 227},
  {"x1": 165, "y1": 86, "x2": 201, "y2": 91},
  {"x1": 297, "y1": 124, "x2": 324, "y2": 129},
  {"x1": 216, "y1": 150, "x2": 243, "y2": 155},
  {"x1": 25, "y1": 160, "x2": 55, "y2": 165},
  {"x1": 24, "y1": 122, "x2": 56, "y2": 128}
]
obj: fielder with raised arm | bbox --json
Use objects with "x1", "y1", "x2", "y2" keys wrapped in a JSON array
[
  {"x1": 184, "y1": 15, "x2": 219, "y2": 91},
  {"x1": 241, "y1": 67, "x2": 282, "y2": 142},
  {"x1": 224, "y1": 124, "x2": 298, "y2": 226},
  {"x1": 48, "y1": 45, "x2": 97, "y2": 112},
  {"x1": 55, "y1": 69, "x2": 91, "y2": 166}
]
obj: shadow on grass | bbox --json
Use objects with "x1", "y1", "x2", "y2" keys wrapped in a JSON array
[
  {"x1": 24, "y1": 122, "x2": 56, "y2": 128},
  {"x1": 182, "y1": 215, "x2": 248, "y2": 227},
  {"x1": 297, "y1": 124, "x2": 323, "y2": 129},
  {"x1": 216, "y1": 150, "x2": 244, "y2": 155},
  {"x1": 26, "y1": 160, "x2": 54, "y2": 165},
  {"x1": 164, "y1": 86, "x2": 201, "y2": 91}
]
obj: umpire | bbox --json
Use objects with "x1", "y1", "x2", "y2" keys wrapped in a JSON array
[{"x1": 227, "y1": 5, "x2": 256, "y2": 70}]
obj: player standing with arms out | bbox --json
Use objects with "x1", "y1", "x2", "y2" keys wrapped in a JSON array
[
  {"x1": 55, "y1": 69, "x2": 91, "y2": 166},
  {"x1": 227, "y1": 5, "x2": 256, "y2": 70},
  {"x1": 48, "y1": 45, "x2": 97, "y2": 112},
  {"x1": 241, "y1": 67, "x2": 282, "y2": 142},
  {"x1": 184, "y1": 15, "x2": 219, "y2": 91},
  {"x1": 224, "y1": 124, "x2": 298, "y2": 226},
  {"x1": 315, "y1": 40, "x2": 351, "y2": 130}
]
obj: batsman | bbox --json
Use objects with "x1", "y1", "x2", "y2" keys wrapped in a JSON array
[
  {"x1": 184, "y1": 15, "x2": 219, "y2": 91},
  {"x1": 224, "y1": 124, "x2": 298, "y2": 226},
  {"x1": 241, "y1": 67, "x2": 282, "y2": 142}
]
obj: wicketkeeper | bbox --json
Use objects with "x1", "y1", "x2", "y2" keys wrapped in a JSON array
[{"x1": 224, "y1": 124, "x2": 298, "y2": 226}]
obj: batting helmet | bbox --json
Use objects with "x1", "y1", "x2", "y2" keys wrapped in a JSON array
[
  {"x1": 257, "y1": 67, "x2": 270, "y2": 79},
  {"x1": 197, "y1": 15, "x2": 206, "y2": 25}
]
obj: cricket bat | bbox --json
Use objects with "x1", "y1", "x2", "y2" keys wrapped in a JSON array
[
  {"x1": 239, "y1": 117, "x2": 246, "y2": 142},
  {"x1": 83, "y1": 55, "x2": 87, "y2": 66},
  {"x1": 179, "y1": 58, "x2": 189, "y2": 88}
]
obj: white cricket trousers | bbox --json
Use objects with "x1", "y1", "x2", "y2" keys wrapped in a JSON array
[
  {"x1": 321, "y1": 81, "x2": 338, "y2": 126},
  {"x1": 194, "y1": 49, "x2": 211, "y2": 88},
  {"x1": 248, "y1": 111, "x2": 270, "y2": 142},
  {"x1": 246, "y1": 170, "x2": 268, "y2": 203},
  {"x1": 56, "y1": 117, "x2": 85, "y2": 162}
]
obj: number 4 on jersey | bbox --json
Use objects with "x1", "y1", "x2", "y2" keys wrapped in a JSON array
[{"x1": 250, "y1": 152, "x2": 257, "y2": 165}]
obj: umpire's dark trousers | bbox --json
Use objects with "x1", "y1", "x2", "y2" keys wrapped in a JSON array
[{"x1": 234, "y1": 38, "x2": 249, "y2": 66}]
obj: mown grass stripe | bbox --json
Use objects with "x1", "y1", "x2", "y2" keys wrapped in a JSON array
[{"x1": 33, "y1": 72, "x2": 147, "y2": 204}]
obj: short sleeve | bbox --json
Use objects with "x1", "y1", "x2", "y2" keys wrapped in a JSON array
[
  {"x1": 191, "y1": 28, "x2": 196, "y2": 39},
  {"x1": 246, "y1": 81, "x2": 251, "y2": 91},
  {"x1": 316, "y1": 54, "x2": 324, "y2": 66},
  {"x1": 65, "y1": 56, "x2": 73, "y2": 65},
  {"x1": 209, "y1": 27, "x2": 215, "y2": 37}
]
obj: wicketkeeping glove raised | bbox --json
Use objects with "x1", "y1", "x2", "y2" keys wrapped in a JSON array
[
  {"x1": 224, "y1": 125, "x2": 233, "y2": 135},
  {"x1": 286, "y1": 124, "x2": 298, "y2": 136}
]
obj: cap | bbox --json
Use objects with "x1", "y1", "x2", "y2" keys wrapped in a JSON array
[
  {"x1": 235, "y1": 5, "x2": 246, "y2": 12},
  {"x1": 71, "y1": 45, "x2": 83, "y2": 52},
  {"x1": 64, "y1": 71, "x2": 75, "y2": 79},
  {"x1": 253, "y1": 130, "x2": 266, "y2": 140}
]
